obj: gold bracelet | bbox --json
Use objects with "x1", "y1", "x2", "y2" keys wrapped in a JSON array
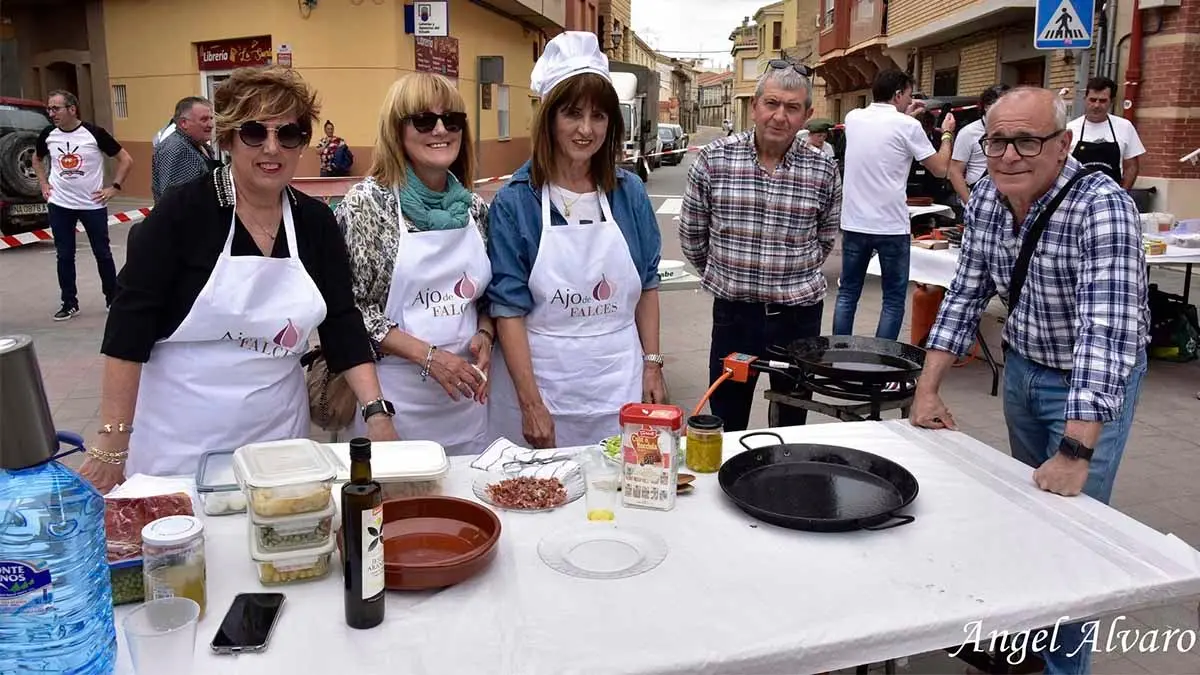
[
  {"x1": 87, "y1": 447, "x2": 128, "y2": 465},
  {"x1": 97, "y1": 423, "x2": 134, "y2": 434}
]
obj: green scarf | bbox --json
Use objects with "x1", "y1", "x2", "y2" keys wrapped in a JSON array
[{"x1": 398, "y1": 166, "x2": 472, "y2": 231}]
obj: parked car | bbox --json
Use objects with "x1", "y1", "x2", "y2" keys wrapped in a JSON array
[
  {"x1": 657, "y1": 127, "x2": 682, "y2": 166},
  {"x1": 0, "y1": 97, "x2": 52, "y2": 236}
]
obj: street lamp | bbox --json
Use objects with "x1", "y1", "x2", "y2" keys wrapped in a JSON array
[{"x1": 610, "y1": 28, "x2": 622, "y2": 51}]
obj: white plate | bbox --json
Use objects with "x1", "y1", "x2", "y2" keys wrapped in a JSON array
[
  {"x1": 538, "y1": 525, "x2": 668, "y2": 579},
  {"x1": 657, "y1": 260, "x2": 685, "y2": 279},
  {"x1": 472, "y1": 471, "x2": 584, "y2": 512}
]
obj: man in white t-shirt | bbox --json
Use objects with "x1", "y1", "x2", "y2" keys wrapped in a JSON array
[
  {"x1": 834, "y1": 69, "x2": 955, "y2": 340},
  {"x1": 948, "y1": 84, "x2": 1010, "y2": 207},
  {"x1": 1067, "y1": 76, "x2": 1145, "y2": 189},
  {"x1": 801, "y1": 119, "x2": 836, "y2": 160},
  {"x1": 33, "y1": 90, "x2": 134, "y2": 320}
]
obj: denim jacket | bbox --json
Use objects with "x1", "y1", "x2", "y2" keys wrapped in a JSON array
[{"x1": 485, "y1": 160, "x2": 662, "y2": 318}]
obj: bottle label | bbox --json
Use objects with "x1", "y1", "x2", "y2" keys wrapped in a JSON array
[
  {"x1": 361, "y1": 506, "x2": 384, "y2": 599},
  {"x1": 0, "y1": 561, "x2": 52, "y2": 615}
]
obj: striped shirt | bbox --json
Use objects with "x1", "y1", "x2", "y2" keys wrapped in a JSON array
[
  {"x1": 679, "y1": 129, "x2": 842, "y2": 305},
  {"x1": 926, "y1": 157, "x2": 1150, "y2": 422}
]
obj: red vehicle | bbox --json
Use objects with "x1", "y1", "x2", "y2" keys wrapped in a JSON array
[{"x1": 0, "y1": 96, "x2": 52, "y2": 236}]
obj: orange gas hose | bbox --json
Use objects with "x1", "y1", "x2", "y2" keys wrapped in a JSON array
[{"x1": 692, "y1": 370, "x2": 733, "y2": 418}]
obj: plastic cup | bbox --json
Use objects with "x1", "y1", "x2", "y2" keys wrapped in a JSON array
[
  {"x1": 582, "y1": 449, "x2": 621, "y2": 522},
  {"x1": 123, "y1": 597, "x2": 200, "y2": 675}
]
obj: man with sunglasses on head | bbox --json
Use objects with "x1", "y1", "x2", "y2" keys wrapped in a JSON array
[
  {"x1": 834, "y1": 69, "x2": 955, "y2": 341},
  {"x1": 912, "y1": 87, "x2": 1148, "y2": 674},
  {"x1": 680, "y1": 60, "x2": 841, "y2": 432},
  {"x1": 34, "y1": 90, "x2": 134, "y2": 320}
]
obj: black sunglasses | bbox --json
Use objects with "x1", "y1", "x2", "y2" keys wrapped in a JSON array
[
  {"x1": 768, "y1": 59, "x2": 813, "y2": 78},
  {"x1": 404, "y1": 111, "x2": 468, "y2": 134},
  {"x1": 236, "y1": 121, "x2": 309, "y2": 149}
]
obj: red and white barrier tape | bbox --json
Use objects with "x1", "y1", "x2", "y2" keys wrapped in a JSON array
[{"x1": 0, "y1": 207, "x2": 151, "y2": 251}]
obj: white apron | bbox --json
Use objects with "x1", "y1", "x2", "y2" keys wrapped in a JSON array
[
  {"x1": 488, "y1": 185, "x2": 643, "y2": 448},
  {"x1": 349, "y1": 195, "x2": 491, "y2": 456},
  {"x1": 127, "y1": 187, "x2": 327, "y2": 476}
]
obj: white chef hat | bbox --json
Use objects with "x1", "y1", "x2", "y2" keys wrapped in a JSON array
[{"x1": 530, "y1": 31, "x2": 611, "y2": 98}]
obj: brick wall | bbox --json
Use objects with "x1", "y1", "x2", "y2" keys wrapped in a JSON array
[
  {"x1": 957, "y1": 38, "x2": 998, "y2": 96},
  {"x1": 1045, "y1": 52, "x2": 1075, "y2": 93},
  {"x1": 888, "y1": 0, "x2": 976, "y2": 37},
  {"x1": 1135, "y1": 3, "x2": 1200, "y2": 178}
]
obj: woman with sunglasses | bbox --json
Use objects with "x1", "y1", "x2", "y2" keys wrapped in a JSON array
[
  {"x1": 486, "y1": 32, "x2": 665, "y2": 450},
  {"x1": 335, "y1": 73, "x2": 493, "y2": 456},
  {"x1": 83, "y1": 66, "x2": 396, "y2": 492}
]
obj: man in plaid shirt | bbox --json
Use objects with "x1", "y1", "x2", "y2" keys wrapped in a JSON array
[
  {"x1": 680, "y1": 63, "x2": 842, "y2": 432},
  {"x1": 151, "y1": 96, "x2": 217, "y2": 202},
  {"x1": 913, "y1": 87, "x2": 1149, "y2": 673}
]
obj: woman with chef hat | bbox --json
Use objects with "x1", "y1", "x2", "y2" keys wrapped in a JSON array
[{"x1": 485, "y1": 31, "x2": 666, "y2": 450}]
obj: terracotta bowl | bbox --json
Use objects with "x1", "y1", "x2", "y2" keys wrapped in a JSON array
[{"x1": 376, "y1": 495, "x2": 501, "y2": 590}]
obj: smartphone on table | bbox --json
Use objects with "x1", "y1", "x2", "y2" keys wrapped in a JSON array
[{"x1": 210, "y1": 592, "x2": 286, "y2": 654}]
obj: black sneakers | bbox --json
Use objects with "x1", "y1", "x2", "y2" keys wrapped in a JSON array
[{"x1": 53, "y1": 305, "x2": 79, "y2": 321}]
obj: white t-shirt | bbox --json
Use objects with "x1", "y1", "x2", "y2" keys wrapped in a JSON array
[
  {"x1": 807, "y1": 141, "x2": 835, "y2": 160},
  {"x1": 1066, "y1": 114, "x2": 1145, "y2": 160},
  {"x1": 840, "y1": 102, "x2": 936, "y2": 235},
  {"x1": 35, "y1": 122, "x2": 123, "y2": 210},
  {"x1": 548, "y1": 184, "x2": 603, "y2": 225},
  {"x1": 951, "y1": 119, "x2": 989, "y2": 185}
]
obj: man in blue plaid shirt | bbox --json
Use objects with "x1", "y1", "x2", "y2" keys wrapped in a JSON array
[{"x1": 912, "y1": 87, "x2": 1149, "y2": 674}]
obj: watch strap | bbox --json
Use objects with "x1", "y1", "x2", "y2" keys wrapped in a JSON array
[
  {"x1": 1058, "y1": 436, "x2": 1094, "y2": 462},
  {"x1": 362, "y1": 398, "x2": 395, "y2": 421}
]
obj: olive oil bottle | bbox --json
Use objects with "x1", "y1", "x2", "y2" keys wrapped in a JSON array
[{"x1": 341, "y1": 437, "x2": 385, "y2": 629}]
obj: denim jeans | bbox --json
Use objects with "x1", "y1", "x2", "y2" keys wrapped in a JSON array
[
  {"x1": 833, "y1": 230, "x2": 910, "y2": 340},
  {"x1": 1002, "y1": 347, "x2": 1147, "y2": 674},
  {"x1": 48, "y1": 204, "x2": 117, "y2": 308},
  {"x1": 707, "y1": 298, "x2": 823, "y2": 432}
]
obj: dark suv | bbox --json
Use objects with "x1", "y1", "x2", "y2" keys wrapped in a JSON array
[{"x1": 0, "y1": 97, "x2": 52, "y2": 236}]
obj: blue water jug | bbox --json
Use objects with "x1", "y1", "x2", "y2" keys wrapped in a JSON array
[{"x1": 0, "y1": 335, "x2": 117, "y2": 674}]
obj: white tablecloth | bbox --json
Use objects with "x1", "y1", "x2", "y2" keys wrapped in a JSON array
[
  {"x1": 113, "y1": 421, "x2": 1200, "y2": 674},
  {"x1": 907, "y1": 204, "x2": 955, "y2": 220},
  {"x1": 868, "y1": 244, "x2": 1200, "y2": 290}
]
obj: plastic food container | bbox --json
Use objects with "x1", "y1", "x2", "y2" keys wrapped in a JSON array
[
  {"x1": 234, "y1": 439, "x2": 338, "y2": 518},
  {"x1": 326, "y1": 440, "x2": 449, "y2": 500},
  {"x1": 251, "y1": 497, "x2": 336, "y2": 554},
  {"x1": 142, "y1": 515, "x2": 207, "y2": 618},
  {"x1": 249, "y1": 530, "x2": 335, "y2": 586},
  {"x1": 195, "y1": 449, "x2": 246, "y2": 516},
  {"x1": 109, "y1": 558, "x2": 144, "y2": 605}
]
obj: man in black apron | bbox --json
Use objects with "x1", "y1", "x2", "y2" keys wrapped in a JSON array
[{"x1": 1068, "y1": 76, "x2": 1145, "y2": 188}]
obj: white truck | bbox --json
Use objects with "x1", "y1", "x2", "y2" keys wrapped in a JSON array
[{"x1": 609, "y1": 63, "x2": 660, "y2": 182}]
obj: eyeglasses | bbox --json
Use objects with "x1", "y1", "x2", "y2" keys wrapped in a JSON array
[
  {"x1": 46, "y1": 105, "x2": 67, "y2": 113},
  {"x1": 767, "y1": 59, "x2": 813, "y2": 78},
  {"x1": 235, "y1": 121, "x2": 309, "y2": 149},
  {"x1": 979, "y1": 130, "x2": 1065, "y2": 158},
  {"x1": 404, "y1": 111, "x2": 468, "y2": 134}
]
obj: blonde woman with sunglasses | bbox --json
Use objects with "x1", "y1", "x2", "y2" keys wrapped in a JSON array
[
  {"x1": 82, "y1": 66, "x2": 396, "y2": 493},
  {"x1": 335, "y1": 73, "x2": 493, "y2": 456}
]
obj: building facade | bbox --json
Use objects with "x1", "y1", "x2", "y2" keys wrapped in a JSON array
[
  {"x1": 780, "y1": 0, "x2": 828, "y2": 118},
  {"x1": 25, "y1": 0, "x2": 563, "y2": 198},
  {"x1": 564, "y1": 0, "x2": 598, "y2": 33},
  {"x1": 729, "y1": 18, "x2": 760, "y2": 131},
  {"x1": 697, "y1": 70, "x2": 734, "y2": 127},
  {"x1": 596, "y1": 0, "x2": 631, "y2": 62},
  {"x1": 629, "y1": 32, "x2": 658, "y2": 70}
]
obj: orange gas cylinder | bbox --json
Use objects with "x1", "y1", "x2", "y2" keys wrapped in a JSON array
[{"x1": 910, "y1": 284, "x2": 945, "y2": 346}]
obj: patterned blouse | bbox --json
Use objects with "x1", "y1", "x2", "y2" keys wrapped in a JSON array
[{"x1": 334, "y1": 176, "x2": 490, "y2": 351}]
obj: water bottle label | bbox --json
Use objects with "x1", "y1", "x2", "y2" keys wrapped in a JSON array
[{"x1": 0, "y1": 561, "x2": 53, "y2": 615}]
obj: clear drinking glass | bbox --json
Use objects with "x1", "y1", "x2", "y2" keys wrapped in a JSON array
[
  {"x1": 581, "y1": 448, "x2": 621, "y2": 522},
  {"x1": 122, "y1": 597, "x2": 200, "y2": 675}
]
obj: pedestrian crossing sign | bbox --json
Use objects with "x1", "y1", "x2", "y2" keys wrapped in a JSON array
[{"x1": 1035, "y1": 0, "x2": 1093, "y2": 49}]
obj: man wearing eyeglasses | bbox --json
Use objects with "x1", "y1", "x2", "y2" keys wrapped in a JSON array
[
  {"x1": 34, "y1": 90, "x2": 134, "y2": 321},
  {"x1": 912, "y1": 86, "x2": 1148, "y2": 674},
  {"x1": 833, "y1": 69, "x2": 955, "y2": 341},
  {"x1": 680, "y1": 60, "x2": 841, "y2": 432}
]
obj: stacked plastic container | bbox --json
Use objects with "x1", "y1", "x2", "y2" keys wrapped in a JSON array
[{"x1": 233, "y1": 439, "x2": 339, "y2": 586}]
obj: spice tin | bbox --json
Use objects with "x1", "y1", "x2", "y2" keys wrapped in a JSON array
[{"x1": 618, "y1": 403, "x2": 684, "y2": 511}]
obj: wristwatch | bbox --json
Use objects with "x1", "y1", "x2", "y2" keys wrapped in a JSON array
[
  {"x1": 1057, "y1": 436, "x2": 1094, "y2": 462},
  {"x1": 361, "y1": 398, "x2": 395, "y2": 422},
  {"x1": 643, "y1": 354, "x2": 664, "y2": 367},
  {"x1": 111, "y1": 182, "x2": 122, "y2": 191}
]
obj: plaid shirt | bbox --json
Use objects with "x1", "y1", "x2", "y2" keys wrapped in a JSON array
[
  {"x1": 151, "y1": 128, "x2": 215, "y2": 202},
  {"x1": 926, "y1": 157, "x2": 1150, "y2": 422},
  {"x1": 679, "y1": 129, "x2": 842, "y2": 305}
]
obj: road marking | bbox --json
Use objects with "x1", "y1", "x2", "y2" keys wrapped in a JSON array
[
  {"x1": 647, "y1": 194, "x2": 684, "y2": 199},
  {"x1": 656, "y1": 198, "x2": 682, "y2": 216}
]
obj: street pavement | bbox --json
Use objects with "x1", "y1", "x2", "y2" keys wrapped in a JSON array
[{"x1": 2, "y1": 127, "x2": 1198, "y2": 673}]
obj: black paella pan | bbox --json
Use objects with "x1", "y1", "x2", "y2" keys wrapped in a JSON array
[{"x1": 718, "y1": 432, "x2": 919, "y2": 532}]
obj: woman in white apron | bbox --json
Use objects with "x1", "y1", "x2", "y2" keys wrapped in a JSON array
[
  {"x1": 80, "y1": 67, "x2": 395, "y2": 493},
  {"x1": 337, "y1": 73, "x2": 494, "y2": 456},
  {"x1": 485, "y1": 32, "x2": 667, "y2": 450}
]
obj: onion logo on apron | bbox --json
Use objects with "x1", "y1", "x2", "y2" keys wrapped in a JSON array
[
  {"x1": 411, "y1": 272, "x2": 477, "y2": 318},
  {"x1": 220, "y1": 318, "x2": 305, "y2": 359},
  {"x1": 550, "y1": 274, "x2": 619, "y2": 318}
]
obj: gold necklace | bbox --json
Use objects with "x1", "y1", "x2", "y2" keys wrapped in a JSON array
[
  {"x1": 238, "y1": 208, "x2": 280, "y2": 241},
  {"x1": 555, "y1": 185, "x2": 586, "y2": 217}
]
